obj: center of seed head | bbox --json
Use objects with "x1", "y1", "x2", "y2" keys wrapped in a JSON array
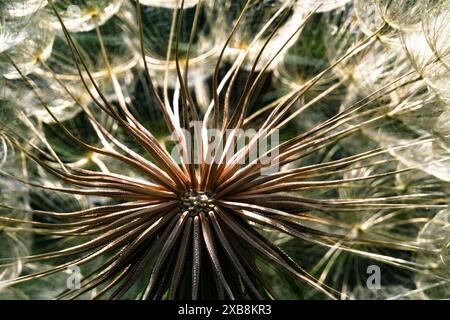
[{"x1": 180, "y1": 190, "x2": 216, "y2": 216}]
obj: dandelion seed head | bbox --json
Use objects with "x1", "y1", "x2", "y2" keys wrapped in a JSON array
[{"x1": 0, "y1": 0, "x2": 449, "y2": 300}]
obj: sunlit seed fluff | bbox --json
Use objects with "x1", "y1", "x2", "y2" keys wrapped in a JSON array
[
  {"x1": 0, "y1": 13, "x2": 55, "y2": 79},
  {"x1": 138, "y1": 0, "x2": 199, "y2": 9},
  {"x1": 46, "y1": 0, "x2": 124, "y2": 32}
]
